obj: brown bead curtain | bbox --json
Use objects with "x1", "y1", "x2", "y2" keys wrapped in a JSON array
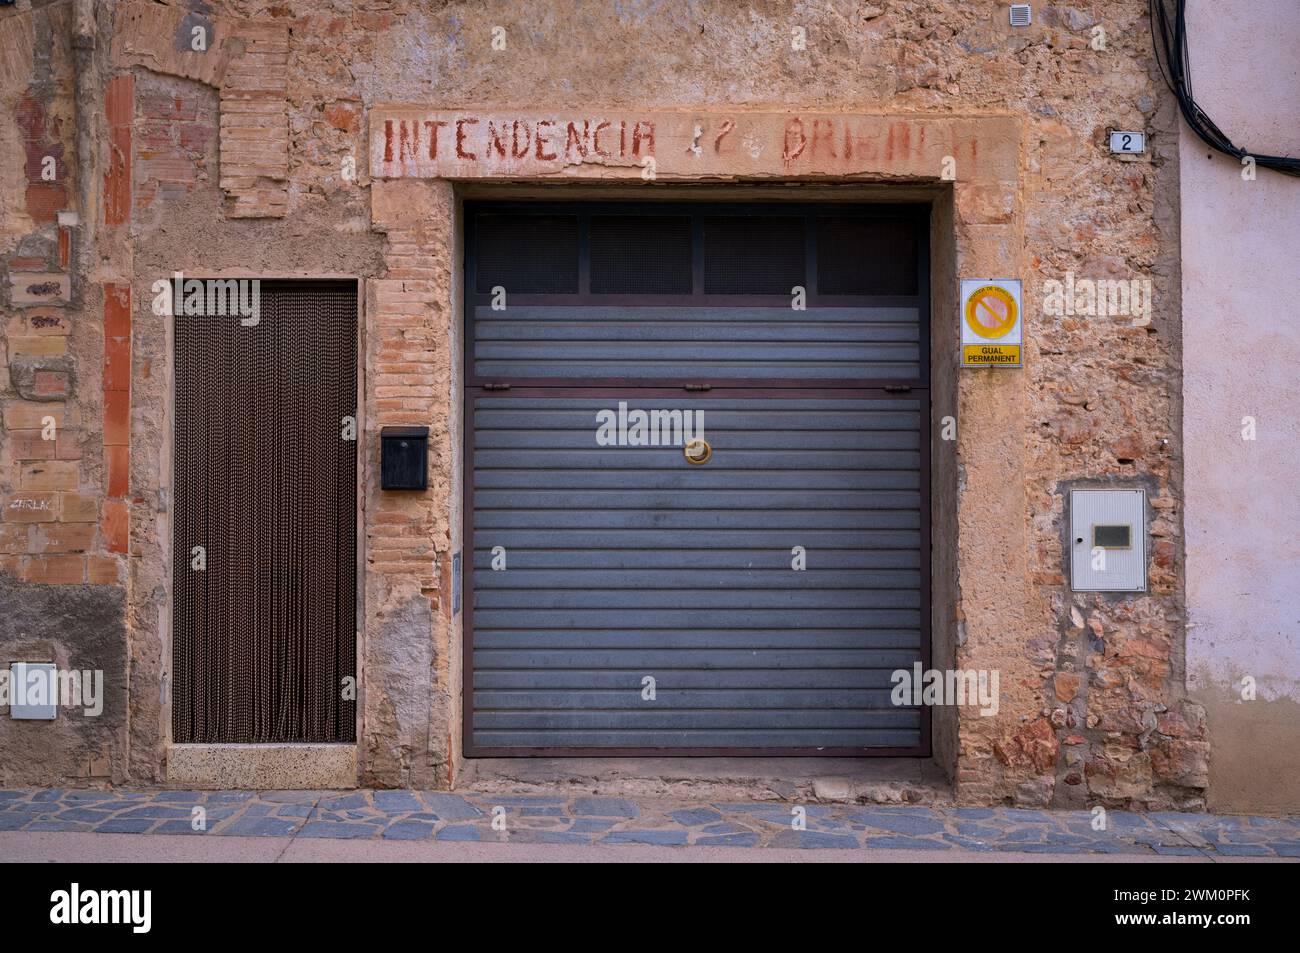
[{"x1": 172, "y1": 281, "x2": 357, "y2": 743}]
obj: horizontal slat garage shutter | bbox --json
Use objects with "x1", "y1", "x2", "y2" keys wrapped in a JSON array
[
  {"x1": 466, "y1": 203, "x2": 928, "y2": 755},
  {"x1": 469, "y1": 395, "x2": 924, "y2": 751},
  {"x1": 473, "y1": 306, "x2": 922, "y2": 381}
]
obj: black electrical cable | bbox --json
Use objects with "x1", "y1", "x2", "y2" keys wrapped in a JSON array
[{"x1": 1150, "y1": 0, "x2": 1300, "y2": 177}]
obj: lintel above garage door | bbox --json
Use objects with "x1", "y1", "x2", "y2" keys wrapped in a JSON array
[{"x1": 370, "y1": 109, "x2": 1019, "y2": 189}]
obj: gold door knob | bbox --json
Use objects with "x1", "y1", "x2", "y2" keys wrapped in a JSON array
[{"x1": 684, "y1": 439, "x2": 711, "y2": 465}]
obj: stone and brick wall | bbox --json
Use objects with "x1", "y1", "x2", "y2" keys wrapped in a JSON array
[
  {"x1": 0, "y1": 0, "x2": 1235, "y2": 808},
  {"x1": 1, "y1": 2, "x2": 126, "y2": 784},
  {"x1": 362, "y1": 178, "x2": 458, "y2": 787}
]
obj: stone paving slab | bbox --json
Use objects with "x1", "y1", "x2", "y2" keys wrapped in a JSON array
[{"x1": 0, "y1": 789, "x2": 1297, "y2": 857}]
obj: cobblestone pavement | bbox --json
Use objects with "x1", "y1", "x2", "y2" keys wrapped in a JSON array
[{"x1": 1, "y1": 789, "x2": 1297, "y2": 858}]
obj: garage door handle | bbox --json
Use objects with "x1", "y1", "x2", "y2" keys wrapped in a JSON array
[{"x1": 684, "y1": 439, "x2": 712, "y2": 464}]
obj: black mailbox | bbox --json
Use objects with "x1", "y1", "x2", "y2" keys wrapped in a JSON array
[{"x1": 380, "y1": 426, "x2": 428, "y2": 490}]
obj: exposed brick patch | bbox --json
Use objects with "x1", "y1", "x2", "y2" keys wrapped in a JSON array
[
  {"x1": 102, "y1": 500, "x2": 129, "y2": 555},
  {"x1": 8, "y1": 353, "x2": 74, "y2": 404},
  {"x1": 9, "y1": 310, "x2": 69, "y2": 336},
  {"x1": 134, "y1": 75, "x2": 217, "y2": 216},
  {"x1": 0, "y1": 10, "x2": 36, "y2": 89},
  {"x1": 3, "y1": 494, "x2": 58, "y2": 523},
  {"x1": 365, "y1": 182, "x2": 453, "y2": 598},
  {"x1": 60, "y1": 493, "x2": 98, "y2": 524},
  {"x1": 106, "y1": 445, "x2": 129, "y2": 499},
  {"x1": 29, "y1": 521, "x2": 95, "y2": 554},
  {"x1": 2, "y1": 555, "x2": 30, "y2": 578},
  {"x1": 87, "y1": 555, "x2": 123, "y2": 585},
  {"x1": 0, "y1": 524, "x2": 29, "y2": 554},
  {"x1": 17, "y1": 90, "x2": 67, "y2": 224},
  {"x1": 55, "y1": 431, "x2": 82, "y2": 461},
  {"x1": 323, "y1": 101, "x2": 359, "y2": 133},
  {"x1": 32, "y1": 369, "x2": 71, "y2": 398},
  {"x1": 103, "y1": 390, "x2": 130, "y2": 447},
  {"x1": 112, "y1": 1, "x2": 229, "y2": 86},
  {"x1": 3, "y1": 401, "x2": 64, "y2": 431},
  {"x1": 102, "y1": 287, "x2": 131, "y2": 401},
  {"x1": 10, "y1": 272, "x2": 70, "y2": 307},
  {"x1": 101, "y1": 285, "x2": 131, "y2": 508},
  {"x1": 137, "y1": 86, "x2": 204, "y2": 123},
  {"x1": 19, "y1": 461, "x2": 78, "y2": 492},
  {"x1": 9, "y1": 431, "x2": 55, "y2": 461},
  {"x1": 220, "y1": 23, "x2": 289, "y2": 218},
  {"x1": 21, "y1": 554, "x2": 87, "y2": 585},
  {"x1": 24, "y1": 182, "x2": 66, "y2": 224},
  {"x1": 7, "y1": 426, "x2": 79, "y2": 461},
  {"x1": 103, "y1": 287, "x2": 130, "y2": 339},
  {"x1": 355, "y1": 180, "x2": 456, "y2": 785},
  {"x1": 104, "y1": 75, "x2": 133, "y2": 228},
  {"x1": 9, "y1": 335, "x2": 66, "y2": 357},
  {"x1": 94, "y1": 284, "x2": 133, "y2": 560},
  {"x1": 103, "y1": 332, "x2": 130, "y2": 391}
]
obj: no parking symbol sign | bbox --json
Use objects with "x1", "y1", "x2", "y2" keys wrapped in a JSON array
[{"x1": 961, "y1": 279, "x2": 1022, "y2": 368}]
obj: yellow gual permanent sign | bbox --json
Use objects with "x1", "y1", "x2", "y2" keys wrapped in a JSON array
[{"x1": 961, "y1": 279, "x2": 1022, "y2": 368}]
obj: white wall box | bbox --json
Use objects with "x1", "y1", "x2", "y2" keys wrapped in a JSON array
[
  {"x1": 8, "y1": 662, "x2": 58, "y2": 720},
  {"x1": 1070, "y1": 488, "x2": 1147, "y2": 592}
]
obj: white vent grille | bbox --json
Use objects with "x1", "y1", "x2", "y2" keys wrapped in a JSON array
[{"x1": 1009, "y1": 4, "x2": 1032, "y2": 27}]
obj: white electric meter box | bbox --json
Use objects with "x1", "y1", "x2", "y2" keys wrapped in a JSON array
[
  {"x1": 1070, "y1": 489, "x2": 1147, "y2": 592},
  {"x1": 8, "y1": 662, "x2": 58, "y2": 719}
]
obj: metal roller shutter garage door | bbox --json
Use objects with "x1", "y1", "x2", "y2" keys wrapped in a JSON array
[{"x1": 465, "y1": 203, "x2": 930, "y2": 756}]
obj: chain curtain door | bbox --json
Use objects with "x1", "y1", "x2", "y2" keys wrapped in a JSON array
[{"x1": 172, "y1": 281, "x2": 357, "y2": 743}]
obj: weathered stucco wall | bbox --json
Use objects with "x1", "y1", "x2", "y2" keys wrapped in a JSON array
[
  {"x1": 0, "y1": 1, "x2": 133, "y2": 784},
  {"x1": 1180, "y1": 0, "x2": 1300, "y2": 812},
  {"x1": 0, "y1": 0, "x2": 1220, "y2": 809}
]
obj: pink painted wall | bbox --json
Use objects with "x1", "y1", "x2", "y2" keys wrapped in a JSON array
[{"x1": 1181, "y1": 0, "x2": 1300, "y2": 810}]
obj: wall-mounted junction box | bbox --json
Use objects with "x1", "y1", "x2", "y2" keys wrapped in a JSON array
[
  {"x1": 1070, "y1": 489, "x2": 1147, "y2": 592},
  {"x1": 8, "y1": 662, "x2": 57, "y2": 719}
]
